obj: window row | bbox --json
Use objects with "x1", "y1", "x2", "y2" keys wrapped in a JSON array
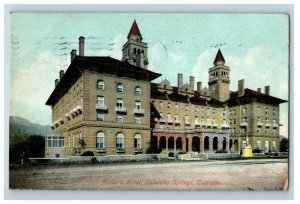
[
  {"x1": 96, "y1": 97, "x2": 144, "y2": 112},
  {"x1": 96, "y1": 132, "x2": 142, "y2": 150},
  {"x1": 97, "y1": 80, "x2": 142, "y2": 95},
  {"x1": 97, "y1": 112, "x2": 143, "y2": 124}
]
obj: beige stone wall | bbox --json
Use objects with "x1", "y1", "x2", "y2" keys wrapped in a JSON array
[
  {"x1": 51, "y1": 69, "x2": 152, "y2": 157},
  {"x1": 83, "y1": 70, "x2": 150, "y2": 128},
  {"x1": 81, "y1": 126, "x2": 150, "y2": 155},
  {"x1": 152, "y1": 99, "x2": 226, "y2": 130}
]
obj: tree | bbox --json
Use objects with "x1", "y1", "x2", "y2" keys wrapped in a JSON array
[{"x1": 280, "y1": 137, "x2": 289, "y2": 152}]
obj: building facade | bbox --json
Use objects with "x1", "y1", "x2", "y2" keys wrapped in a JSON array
[{"x1": 46, "y1": 20, "x2": 286, "y2": 157}]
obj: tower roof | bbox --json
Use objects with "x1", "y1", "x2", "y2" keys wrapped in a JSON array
[
  {"x1": 127, "y1": 20, "x2": 142, "y2": 39},
  {"x1": 213, "y1": 49, "x2": 225, "y2": 65}
]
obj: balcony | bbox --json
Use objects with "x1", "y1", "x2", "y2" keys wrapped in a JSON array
[
  {"x1": 195, "y1": 122, "x2": 201, "y2": 128},
  {"x1": 167, "y1": 119, "x2": 173, "y2": 124},
  {"x1": 272, "y1": 123, "x2": 278, "y2": 129},
  {"x1": 185, "y1": 121, "x2": 191, "y2": 126},
  {"x1": 265, "y1": 123, "x2": 271, "y2": 128},
  {"x1": 206, "y1": 123, "x2": 212, "y2": 127},
  {"x1": 134, "y1": 108, "x2": 145, "y2": 115},
  {"x1": 200, "y1": 122, "x2": 206, "y2": 127},
  {"x1": 159, "y1": 118, "x2": 166, "y2": 123},
  {"x1": 212, "y1": 123, "x2": 218, "y2": 128},
  {"x1": 116, "y1": 148, "x2": 125, "y2": 153},
  {"x1": 134, "y1": 148, "x2": 143, "y2": 154},
  {"x1": 65, "y1": 113, "x2": 71, "y2": 120},
  {"x1": 76, "y1": 105, "x2": 82, "y2": 113},
  {"x1": 240, "y1": 122, "x2": 247, "y2": 127},
  {"x1": 221, "y1": 123, "x2": 229, "y2": 129},
  {"x1": 96, "y1": 103, "x2": 108, "y2": 111},
  {"x1": 58, "y1": 118, "x2": 64, "y2": 125},
  {"x1": 115, "y1": 106, "x2": 127, "y2": 114},
  {"x1": 257, "y1": 122, "x2": 263, "y2": 127},
  {"x1": 174, "y1": 120, "x2": 181, "y2": 125},
  {"x1": 54, "y1": 121, "x2": 59, "y2": 127},
  {"x1": 96, "y1": 148, "x2": 106, "y2": 153}
]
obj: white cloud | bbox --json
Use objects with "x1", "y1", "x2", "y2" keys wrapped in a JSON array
[
  {"x1": 148, "y1": 42, "x2": 189, "y2": 85},
  {"x1": 98, "y1": 34, "x2": 126, "y2": 60},
  {"x1": 10, "y1": 52, "x2": 65, "y2": 125}
]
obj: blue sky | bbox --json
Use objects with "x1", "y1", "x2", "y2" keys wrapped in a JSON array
[{"x1": 10, "y1": 13, "x2": 289, "y2": 137}]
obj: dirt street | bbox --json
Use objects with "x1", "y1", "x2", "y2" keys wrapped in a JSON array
[{"x1": 9, "y1": 159, "x2": 288, "y2": 191}]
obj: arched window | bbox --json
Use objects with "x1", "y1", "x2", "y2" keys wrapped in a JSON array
[
  {"x1": 97, "y1": 80, "x2": 105, "y2": 90},
  {"x1": 134, "y1": 134, "x2": 142, "y2": 149},
  {"x1": 116, "y1": 133, "x2": 124, "y2": 149},
  {"x1": 96, "y1": 132, "x2": 105, "y2": 149},
  {"x1": 135, "y1": 86, "x2": 142, "y2": 95},
  {"x1": 117, "y1": 83, "x2": 124, "y2": 93}
]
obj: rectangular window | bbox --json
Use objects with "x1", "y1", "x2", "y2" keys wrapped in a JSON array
[
  {"x1": 96, "y1": 137, "x2": 104, "y2": 149},
  {"x1": 195, "y1": 106, "x2": 198, "y2": 113},
  {"x1": 272, "y1": 129, "x2": 276, "y2": 135},
  {"x1": 265, "y1": 108, "x2": 268, "y2": 115},
  {"x1": 185, "y1": 115, "x2": 189, "y2": 122},
  {"x1": 175, "y1": 114, "x2": 178, "y2": 121},
  {"x1": 207, "y1": 108, "x2": 210, "y2": 115},
  {"x1": 201, "y1": 107, "x2": 204, "y2": 114},
  {"x1": 97, "y1": 111, "x2": 104, "y2": 121},
  {"x1": 159, "y1": 101, "x2": 163, "y2": 109},
  {"x1": 116, "y1": 115, "x2": 123, "y2": 123},
  {"x1": 265, "y1": 129, "x2": 268, "y2": 134},
  {"x1": 185, "y1": 105, "x2": 189, "y2": 112},
  {"x1": 273, "y1": 109, "x2": 276, "y2": 116},
  {"x1": 167, "y1": 113, "x2": 171, "y2": 121},
  {"x1": 97, "y1": 96, "x2": 104, "y2": 105},
  {"x1": 135, "y1": 101, "x2": 141, "y2": 109},
  {"x1": 174, "y1": 103, "x2": 178, "y2": 111},
  {"x1": 167, "y1": 102, "x2": 171, "y2": 109},
  {"x1": 257, "y1": 129, "x2": 260, "y2": 133},
  {"x1": 135, "y1": 116, "x2": 141, "y2": 124},
  {"x1": 116, "y1": 99, "x2": 123, "y2": 108}
]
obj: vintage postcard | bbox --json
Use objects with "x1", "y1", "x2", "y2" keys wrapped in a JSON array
[{"x1": 9, "y1": 13, "x2": 289, "y2": 191}]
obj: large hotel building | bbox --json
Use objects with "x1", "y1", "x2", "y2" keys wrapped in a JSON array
[{"x1": 45, "y1": 20, "x2": 287, "y2": 158}]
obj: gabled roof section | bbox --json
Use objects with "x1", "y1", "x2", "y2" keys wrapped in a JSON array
[
  {"x1": 213, "y1": 49, "x2": 225, "y2": 65},
  {"x1": 127, "y1": 20, "x2": 142, "y2": 39},
  {"x1": 227, "y1": 88, "x2": 287, "y2": 106}
]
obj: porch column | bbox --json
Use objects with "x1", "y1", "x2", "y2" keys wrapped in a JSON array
[
  {"x1": 188, "y1": 136, "x2": 192, "y2": 152},
  {"x1": 174, "y1": 137, "x2": 177, "y2": 152},
  {"x1": 226, "y1": 137, "x2": 230, "y2": 152},
  {"x1": 200, "y1": 134, "x2": 204, "y2": 153},
  {"x1": 218, "y1": 137, "x2": 222, "y2": 150},
  {"x1": 157, "y1": 136, "x2": 160, "y2": 148},
  {"x1": 209, "y1": 137, "x2": 213, "y2": 152},
  {"x1": 166, "y1": 137, "x2": 169, "y2": 152}
]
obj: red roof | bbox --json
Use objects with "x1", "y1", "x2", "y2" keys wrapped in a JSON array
[
  {"x1": 213, "y1": 49, "x2": 225, "y2": 64},
  {"x1": 228, "y1": 88, "x2": 287, "y2": 104},
  {"x1": 127, "y1": 20, "x2": 142, "y2": 38}
]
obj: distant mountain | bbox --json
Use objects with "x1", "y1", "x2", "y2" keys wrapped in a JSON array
[{"x1": 9, "y1": 116, "x2": 51, "y2": 136}]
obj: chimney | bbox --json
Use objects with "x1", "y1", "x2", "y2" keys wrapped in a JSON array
[
  {"x1": 178, "y1": 73, "x2": 183, "y2": 89},
  {"x1": 55, "y1": 79, "x2": 59, "y2": 87},
  {"x1": 70, "y1": 49, "x2": 77, "y2": 62},
  {"x1": 238, "y1": 79, "x2": 244, "y2": 97},
  {"x1": 257, "y1": 88, "x2": 261, "y2": 93},
  {"x1": 59, "y1": 70, "x2": 64, "y2": 79},
  {"x1": 79, "y1": 36, "x2": 85, "y2": 56},
  {"x1": 189, "y1": 76, "x2": 195, "y2": 90},
  {"x1": 265, "y1": 85, "x2": 270, "y2": 95},
  {"x1": 197, "y1": 81, "x2": 202, "y2": 92}
]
